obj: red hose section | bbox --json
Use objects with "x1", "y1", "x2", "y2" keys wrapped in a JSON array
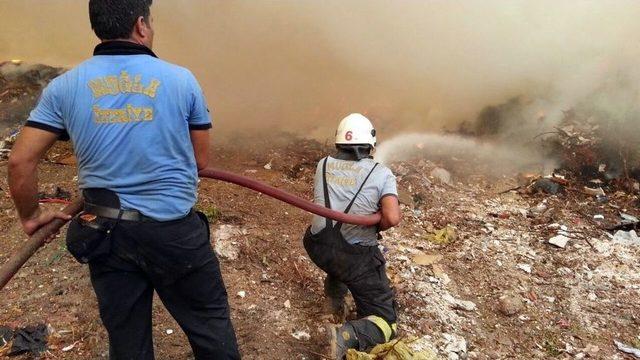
[{"x1": 198, "y1": 168, "x2": 382, "y2": 226}]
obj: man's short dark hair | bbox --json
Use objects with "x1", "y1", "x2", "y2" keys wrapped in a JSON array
[{"x1": 89, "y1": 0, "x2": 153, "y2": 40}]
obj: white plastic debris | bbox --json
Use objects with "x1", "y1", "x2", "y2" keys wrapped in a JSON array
[
  {"x1": 443, "y1": 293, "x2": 477, "y2": 311},
  {"x1": 213, "y1": 225, "x2": 246, "y2": 260},
  {"x1": 443, "y1": 333, "x2": 467, "y2": 360},
  {"x1": 614, "y1": 340, "x2": 640, "y2": 358},
  {"x1": 593, "y1": 214, "x2": 605, "y2": 220},
  {"x1": 583, "y1": 186, "x2": 605, "y2": 197},
  {"x1": 284, "y1": 300, "x2": 291, "y2": 309},
  {"x1": 548, "y1": 235, "x2": 570, "y2": 248},
  {"x1": 62, "y1": 343, "x2": 77, "y2": 352},
  {"x1": 291, "y1": 330, "x2": 311, "y2": 341},
  {"x1": 166, "y1": 329, "x2": 174, "y2": 335},
  {"x1": 237, "y1": 291, "x2": 246, "y2": 298},
  {"x1": 620, "y1": 213, "x2": 639, "y2": 223},
  {"x1": 517, "y1": 263, "x2": 532, "y2": 274},
  {"x1": 263, "y1": 162, "x2": 272, "y2": 170},
  {"x1": 530, "y1": 203, "x2": 548, "y2": 216},
  {"x1": 612, "y1": 230, "x2": 640, "y2": 246}
]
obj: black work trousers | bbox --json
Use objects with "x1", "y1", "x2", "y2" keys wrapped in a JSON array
[
  {"x1": 83, "y1": 211, "x2": 240, "y2": 360},
  {"x1": 303, "y1": 226, "x2": 396, "y2": 349}
]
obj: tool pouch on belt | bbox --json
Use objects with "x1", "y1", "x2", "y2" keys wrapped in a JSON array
[{"x1": 66, "y1": 213, "x2": 116, "y2": 264}]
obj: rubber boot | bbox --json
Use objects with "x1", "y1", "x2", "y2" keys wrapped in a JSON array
[{"x1": 326, "y1": 323, "x2": 359, "y2": 360}]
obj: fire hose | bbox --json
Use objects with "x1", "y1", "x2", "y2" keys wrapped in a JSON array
[{"x1": 0, "y1": 167, "x2": 382, "y2": 291}]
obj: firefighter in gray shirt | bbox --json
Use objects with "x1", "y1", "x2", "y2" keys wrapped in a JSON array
[{"x1": 303, "y1": 113, "x2": 402, "y2": 359}]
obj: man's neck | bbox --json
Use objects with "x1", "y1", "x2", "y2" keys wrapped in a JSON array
[{"x1": 102, "y1": 38, "x2": 150, "y2": 49}]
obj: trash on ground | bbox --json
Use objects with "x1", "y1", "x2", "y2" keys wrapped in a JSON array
[
  {"x1": 213, "y1": 225, "x2": 246, "y2": 260},
  {"x1": 291, "y1": 330, "x2": 310, "y2": 341},
  {"x1": 425, "y1": 226, "x2": 457, "y2": 245},
  {"x1": 442, "y1": 333, "x2": 468, "y2": 360},
  {"x1": 613, "y1": 339, "x2": 640, "y2": 358},
  {"x1": 620, "y1": 213, "x2": 639, "y2": 223},
  {"x1": 62, "y1": 342, "x2": 78, "y2": 352},
  {"x1": 8, "y1": 324, "x2": 48, "y2": 357},
  {"x1": 346, "y1": 338, "x2": 438, "y2": 360},
  {"x1": 443, "y1": 293, "x2": 477, "y2": 311},
  {"x1": 517, "y1": 263, "x2": 532, "y2": 273},
  {"x1": 608, "y1": 213, "x2": 640, "y2": 232},
  {"x1": 531, "y1": 178, "x2": 563, "y2": 194},
  {"x1": 548, "y1": 235, "x2": 570, "y2": 248},
  {"x1": 611, "y1": 230, "x2": 640, "y2": 246},
  {"x1": 583, "y1": 186, "x2": 606, "y2": 197},
  {"x1": 0, "y1": 326, "x2": 13, "y2": 347}
]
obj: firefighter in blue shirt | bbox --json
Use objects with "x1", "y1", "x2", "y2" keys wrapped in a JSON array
[{"x1": 8, "y1": 1, "x2": 240, "y2": 358}]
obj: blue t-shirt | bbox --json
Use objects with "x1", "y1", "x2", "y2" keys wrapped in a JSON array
[{"x1": 26, "y1": 43, "x2": 212, "y2": 221}]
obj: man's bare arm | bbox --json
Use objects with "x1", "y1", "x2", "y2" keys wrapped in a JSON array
[
  {"x1": 190, "y1": 129, "x2": 210, "y2": 170},
  {"x1": 379, "y1": 195, "x2": 401, "y2": 231},
  {"x1": 8, "y1": 127, "x2": 71, "y2": 235}
]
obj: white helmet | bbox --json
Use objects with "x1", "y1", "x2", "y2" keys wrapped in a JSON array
[{"x1": 335, "y1": 113, "x2": 377, "y2": 148}]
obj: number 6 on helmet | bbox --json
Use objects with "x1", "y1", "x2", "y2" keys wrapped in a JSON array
[{"x1": 334, "y1": 113, "x2": 377, "y2": 148}]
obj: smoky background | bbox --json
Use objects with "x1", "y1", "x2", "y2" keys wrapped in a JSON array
[{"x1": 1, "y1": 0, "x2": 639, "y2": 168}]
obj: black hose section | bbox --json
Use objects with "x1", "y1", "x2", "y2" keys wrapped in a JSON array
[{"x1": 198, "y1": 168, "x2": 382, "y2": 226}]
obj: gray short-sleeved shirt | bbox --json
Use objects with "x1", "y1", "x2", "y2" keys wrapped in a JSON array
[{"x1": 310, "y1": 156, "x2": 398, "y2": 246}]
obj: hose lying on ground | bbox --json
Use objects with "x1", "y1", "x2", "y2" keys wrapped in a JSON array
[{"x1": 0, "y1": 167, "x2": 381, "y2": 291}]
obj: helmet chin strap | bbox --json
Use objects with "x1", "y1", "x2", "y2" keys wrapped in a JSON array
[{"x1": 335, "y1": 144, "x2": 373, "y2": 161}]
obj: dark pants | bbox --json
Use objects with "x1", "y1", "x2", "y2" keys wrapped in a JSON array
[
  {"x1": 73, "y1": 211, "x2": 240, "y2": 360},
  {"x1": 303, "y1": 226, "x2": 396, "y2": 350}
]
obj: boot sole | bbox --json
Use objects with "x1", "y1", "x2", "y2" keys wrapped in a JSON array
[{"x1": 325, "y1": 323, "x2": 339, "y2": 359}]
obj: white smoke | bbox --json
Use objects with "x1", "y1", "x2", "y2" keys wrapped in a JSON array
[{"x1": 375, "y1": 133, "x2": 556, "y2": 175}]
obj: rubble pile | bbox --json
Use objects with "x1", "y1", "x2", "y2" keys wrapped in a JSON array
[
  {"x1": 544, "y1": 109, "x2": 639, "y2": 185},
  {"x1": 382, "y1": 156, "x2": 639, "y2": 359}
]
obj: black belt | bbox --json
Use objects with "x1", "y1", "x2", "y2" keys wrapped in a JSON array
[{"x1": 84, "y1": 202, "x2": 154, "y2": 222}]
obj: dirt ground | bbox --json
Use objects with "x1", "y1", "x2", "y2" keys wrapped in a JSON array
[
  {"x1": 0, "y1": 133, "x2": 638, "y2": 360},
  {"x1": 0, "y1": 62, "x2": 639, "y2": 360}
]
